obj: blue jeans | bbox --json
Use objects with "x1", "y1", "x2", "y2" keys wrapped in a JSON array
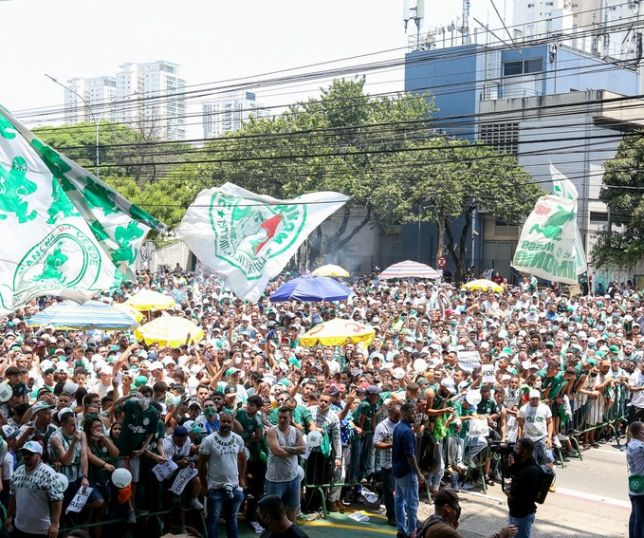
[
  {"x1": 349, "y1": 433, "x2": 373, "y2": 482},
  {"x1": 206, "y1": 487, "x2": 244, "y2": 538},
  {"x1": 394, "y1": 473, "x2": 419, "y2": 536},
  {"x1": 630, "y1": 494, "x2": 644, "y2": 538},
  {"x1": 509, "y1": 512, "x2": 535, "y2": 538}
]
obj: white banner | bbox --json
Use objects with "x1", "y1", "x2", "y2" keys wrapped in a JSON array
[
  {"x1": 512, "y1": 194, "x2": 584, "y2": 285},
  {"x1": 457, "y1": 351, "x2": 481, "y2": 373},
  {"x1": 177, "y1": 183, "x2": 349, "y2": 302},
  {"x1": 169, "y1": 467, "x2": 198, "y2": 495},
  {"x1": 66, "y1": 486, "x2": 93, "y2": 514},
  {"x1": 152, "y1": 458, "x2": 178, "y2": 481}
]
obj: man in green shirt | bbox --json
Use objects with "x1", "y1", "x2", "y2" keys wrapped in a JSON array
[
  {"x1": 236, "y1": 395, "x2": 268, "y2": 529},
  {"x1": 349, "y1": 385, "x2": 381, "y2": 484}
]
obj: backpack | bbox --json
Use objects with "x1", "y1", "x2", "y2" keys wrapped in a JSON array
[{"x1": 534, "y1": 464, "x2": 555, "y2": 504}]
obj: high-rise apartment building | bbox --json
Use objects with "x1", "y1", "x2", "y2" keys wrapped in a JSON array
[
  {"x1": 64, "y1": 60, "x2": 187, "y2": 140},
  {"x1": 202, "y1": 91, "x2": 265, "y2": 138},
  {"x1": 63, "y1": 76, "x2": 116, "y2": 124},
  {"x1": 511, "y1": 0, "x2": 638, "y2": 58}
]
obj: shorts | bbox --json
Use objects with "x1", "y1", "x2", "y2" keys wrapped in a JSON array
[
  {"x1": 533, "y1": 438, "x2": 555, "y2": 465},
  {"x1": 627, "y1": 406, "x2": 644, "y2": 425},
  {"x1": 265, "y1": 476, "x2": 301, "y2": 509},
  {"x1": 87, "y1": 482, "x2": 111, "y2": 504}
]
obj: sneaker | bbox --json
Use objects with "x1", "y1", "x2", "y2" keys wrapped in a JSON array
[
  {"x1": 126, "y1": 511, "x2": 136, "y2": 525},
  {"x1": 461, "y1": 482, "x2": 476, "y2": 490},
  {"x1": 250, "y1": 521, "x2": 264, "y2": 534},
  {"x1": 189, "y1": 498, "x2": 204, "y2": 511},
  {"x1": 549, "y1": 483, "x2": 557, "y2": 493}
]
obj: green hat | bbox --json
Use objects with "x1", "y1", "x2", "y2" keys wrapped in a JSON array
[
  {"x1": 586, "y1": 358, "x2": 597, "y2": 366},
  {"x1": 596, "y1": 351, "x2": 606, "y2": 358},
  {"x1": 134, "y1": 375, "x2": 148, "y2": 387},
  {"x1": 278, "y1": 378, "x2": 292, "y2": 387},
  {"x1": 609, "y1": 345, "x2": 620, "y2": 354},
  {"x1": 288, "y1": 357, "x2": 301, "y2": 368}
]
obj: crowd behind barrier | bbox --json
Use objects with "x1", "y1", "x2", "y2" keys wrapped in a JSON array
[{"x1": 0, "y1": 267, "x2": 642, "y2": 538}]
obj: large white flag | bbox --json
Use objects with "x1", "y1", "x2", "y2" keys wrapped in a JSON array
[
  {"x1": 512, "y1": 195, "x2": 581, "y2": 284},
  {"x1": 177, "y1": 183, "x2": 349, "y2": 302},
  {"x1": 512, "y1": 163, "x2": 586, "y2": 284},
  {"x1": 0, "y1": 106, "x2": 163, "y2": 314}
]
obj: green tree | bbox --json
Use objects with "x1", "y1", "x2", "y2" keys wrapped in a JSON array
[
  {"x1": 592, "y1": 133, "x2": 644, "y2": 269},
  {"x1": 378, "y1": 138, "x2": 541, "y2": 281}
]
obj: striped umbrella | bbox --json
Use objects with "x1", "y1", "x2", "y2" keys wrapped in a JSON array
[
  {"x1": 378, "y1": 260, "x2": 442, "y2": 280},
  {"x1": 26, "y1": 300, "x2": 139, "y2": 330}
]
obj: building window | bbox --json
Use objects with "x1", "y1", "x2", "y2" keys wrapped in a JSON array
[
  {"x1": 590, "y1": 211, "x2": 608, "y2": 223},
  {"x1": 503, "y1": 58, "x2": 543, "y2": 77},
  {"x1": 479, "y1": 122, "x2": 519, "y2": 154}
]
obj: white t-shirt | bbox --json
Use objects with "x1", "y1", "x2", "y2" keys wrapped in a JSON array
[
  {"x1": 163, "y1": 436, "x2": 192, "y2": 459},
  {"x1": 199, "y1": 431, "x2": 244, "y2": 488},
  {"x1": 629, "y1": 371, "x2": 644, "y2": 409},
  {"x1": 11, "y1": 462, "x2": 65, "y2": 535},
  {"x1": 519, "y1": 403, "x2": 552, "y2": 441},
  {"x1": 627, "y1": 438, "x2": 644, "y2": 497}
]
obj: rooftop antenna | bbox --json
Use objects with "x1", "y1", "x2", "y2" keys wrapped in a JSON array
[
  {"x1": 462, "y1": 0, "x2": 471, "y2": 44},
  {"x1": 488, "y1": 0, "x2": 516, "y2": 46},
  {"x1": 404, "y1": 0, "x2": 425, "y2": 49}
]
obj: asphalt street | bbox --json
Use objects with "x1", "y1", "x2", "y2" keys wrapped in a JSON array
[{"x1": 416, "y1": 440, "x2": 631, "y2": 538}]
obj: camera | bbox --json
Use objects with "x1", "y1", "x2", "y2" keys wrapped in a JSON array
[{"x1": 488, "y1": 441, "x2": 516, "y2": 456}]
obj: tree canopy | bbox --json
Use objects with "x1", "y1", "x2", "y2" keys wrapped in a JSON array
[
  {"x1": 592, "y1": 132, "x2": 644, "y2": 269},
  {"x1": 34, "y1": 79, "x2": 541, "y2": 274}
]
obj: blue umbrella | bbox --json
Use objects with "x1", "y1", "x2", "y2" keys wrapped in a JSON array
[
  {"x1": 26, "y1": 300, "x2": 139, "y2": 330},
  {"x1": 269, "y1": 276, "x2": 352, "y2": 302}
]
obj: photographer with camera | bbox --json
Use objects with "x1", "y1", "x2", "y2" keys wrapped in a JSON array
[{"x1": 504, "y1": 438, "x2": 542, "y2": 538}]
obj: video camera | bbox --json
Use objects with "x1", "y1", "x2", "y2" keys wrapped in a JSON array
[{"x1": 488, "y1": 441, "x2": 516, "y2": 456}]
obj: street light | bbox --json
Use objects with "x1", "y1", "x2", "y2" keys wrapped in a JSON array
[{"x1": 45, "y1": 73, "x2": 100, "y2": 177}]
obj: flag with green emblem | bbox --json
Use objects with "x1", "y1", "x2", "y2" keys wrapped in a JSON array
[
  {"x1": 2, "y1": 107, "x2": 165, "y2": 278},
  {"x1": 177, "y1": 183, "x2": 349, "y2": 302},
  {"x1": 0, "y1": 104, "x2": 164, "y2": 315}
]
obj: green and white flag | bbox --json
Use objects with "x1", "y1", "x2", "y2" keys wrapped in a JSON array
[
  {"x1": 1, "y1": 106, "x2": 165, "y2": 279},
  {"x1": 177, "y1": 183, "x2": 349, "y2": 302},
  {"x1": 0, "y1": 106, "x2": 163, "y2": 314},
  {"x1": 512, "y1": 164, "x2": 586, "y2": 284}
]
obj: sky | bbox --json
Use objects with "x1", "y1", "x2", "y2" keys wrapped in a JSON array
[{"x1": 0, "y1": 0, "x2": 510, "y2": 134}]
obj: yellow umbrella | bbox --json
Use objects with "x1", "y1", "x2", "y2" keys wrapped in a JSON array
[
  {"x1": 125, "y1": 289, "x2": 176, "y2": 311},
  {"x1": 135, "y1": 315, "x2": 204, "y2": 348},
  {"x1": 312, "y1": 264, "x2": 350, "y2": 278},
  {"x1": 300, "y1": 318, "x2": 375, "y2": 347},
  {"x1": 113, "y1": 303, "x2": 144, "y2": 323},
  {"x1": 462, "y1": 279, "x2": 504, "y2": 293}
]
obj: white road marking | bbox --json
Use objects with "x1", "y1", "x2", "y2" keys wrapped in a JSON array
[{"x1": 556, "y1": 487, "x2": 630, "y2": 509}]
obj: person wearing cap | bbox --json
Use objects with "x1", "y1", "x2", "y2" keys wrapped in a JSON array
[
  {"x1": 419, "y1": 487, "x2": 516, "y2": 538},
  {"x1": 265, "y1": 406, "x2": 306, "y2": 523},
  {"x1": 6, "y1": 440, "x2": 64, "y2": 538},
  {"x1": 518, "y1": 390, "x2": 555, "y2": 484},
  {"x1": 15, "y1": 401, "x2": 57, "y2": 458},
  {"x1": 162, "y1": 426, "x2": 203, "y2": 522}
]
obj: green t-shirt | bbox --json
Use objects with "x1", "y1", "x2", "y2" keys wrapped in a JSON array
[
  {"x1": 236, "y1": 409, "x2": 267, "y2": 462},
  {"x1": 351, "y1": 400, "x2": 380, "y2": 433},
  {"x1": 117, "y1": 399, "x2": 159, "y2": 457},
  {"x1": 268, "y1": 405, "x2": 313, "y2": 432},
  {"x1": 537, "y1": 370, "x2": 566, "y2": 400}
]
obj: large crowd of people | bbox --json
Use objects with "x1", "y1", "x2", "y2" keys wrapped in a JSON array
[{"x1": 0, "y1": 267, "x2": 643, "y2": 538}]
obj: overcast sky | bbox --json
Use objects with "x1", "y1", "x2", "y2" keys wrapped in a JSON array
[{"x1": 0, "y1": 0, "x2": 508, "y2": 133}]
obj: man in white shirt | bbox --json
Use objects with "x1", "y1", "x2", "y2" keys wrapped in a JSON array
[
  {"x1": 198, "y1": 413, "x2": 247, "y2": 538},
  {"x1": 518, "y1": 390, "x2": 555, "y2": 469},
  {"x1": 6, "y1": 440, "x2": 64, "y2": 538}
]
